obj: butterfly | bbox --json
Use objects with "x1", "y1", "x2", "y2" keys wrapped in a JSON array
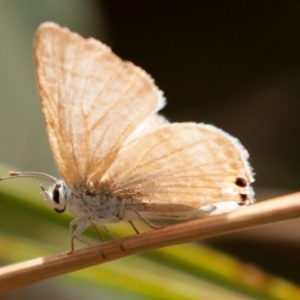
[{"x1": 1, "y1": 22, "x2": 254, "y2": 250}]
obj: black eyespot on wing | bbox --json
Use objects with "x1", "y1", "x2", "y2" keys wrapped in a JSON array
[
  {"x1": 235, "y1": 177, "x2": 247, "y2": 187},
  {"x1": 240, "y1": 193, "x2": 248, "y2": 201}
]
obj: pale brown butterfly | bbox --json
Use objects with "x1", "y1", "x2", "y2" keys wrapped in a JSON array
[{"x1": 1, "y1": 22, "x2": 254, "y2": 250}]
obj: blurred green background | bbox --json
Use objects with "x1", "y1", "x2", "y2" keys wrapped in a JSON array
[{"x1": 1, "y1": 1, "x2": 300, "y2": 299}]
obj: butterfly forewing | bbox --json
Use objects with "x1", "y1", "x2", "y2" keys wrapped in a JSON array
[{"x1": 34, "y1": 22, "x2": 164, "y2": 189}]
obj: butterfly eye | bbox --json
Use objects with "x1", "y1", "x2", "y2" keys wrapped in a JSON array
[
  {"x1": 53, "y1": 183, "x2": 66, "y2": 213},
  {"x1": 52, "y1": 186, "x2": 60, "y2": 204},
  {"x1": 52, "y1": 185, "x2": 65, "y2": 213}
]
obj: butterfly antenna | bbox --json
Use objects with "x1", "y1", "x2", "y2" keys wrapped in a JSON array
[{"x1": 0, "y1": 171, "x2": 59, "y2": 184}]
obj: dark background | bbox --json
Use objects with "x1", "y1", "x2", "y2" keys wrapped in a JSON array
[
  {"x1": 101, "y1": 1, "x2": 300, "y2": 192},
  {"x1": 100, "y1": 1, "x2": 300, "y2": 283}
]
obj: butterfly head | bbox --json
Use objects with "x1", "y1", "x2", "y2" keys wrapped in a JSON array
[{"x1": 40, "y1": 179, "x2": 68, "y2": 213}]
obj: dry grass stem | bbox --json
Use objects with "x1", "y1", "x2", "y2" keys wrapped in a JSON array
[{"x1": 0, "y1": 192, "x2": 300, "y2": 292}]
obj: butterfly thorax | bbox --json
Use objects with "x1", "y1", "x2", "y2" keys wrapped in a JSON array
[{"x1": 63, "y1": 180, "x2": 145, "y2": 225}]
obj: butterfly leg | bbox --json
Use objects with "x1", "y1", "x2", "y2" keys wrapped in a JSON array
[
  {"x1": 102, "y1": 224, "x2": 117, "y2": 239},
  {"x1": 90, "y1": 222, "x2": 104, "y2": 242},
  {"x1": 132, "y1": 209, "x2": 163, "y2": 230},
  {"x1": 128, "y1": 220, "x2": 140, "y2": 234},
  {"x1": 118, "y1": 201, "x2": 142, "y2": 234},
  {"x1": 69, "y1": 216, "x2": 91, "y2": 252},
  {"x1": 90, "y1": 220, "x2": 116, "y2": 241}
]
